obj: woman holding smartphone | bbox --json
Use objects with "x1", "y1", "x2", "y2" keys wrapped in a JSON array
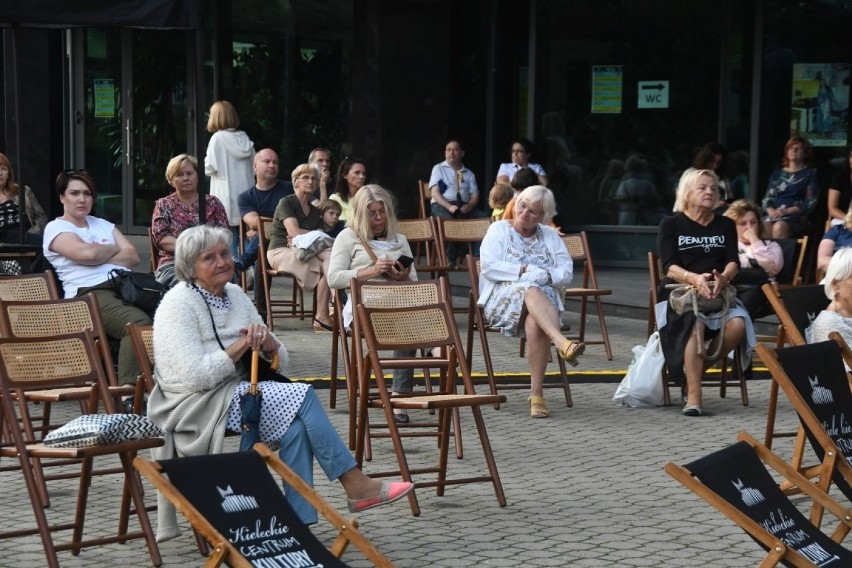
[{"x1": 327, "y1": 184, "x2": 416, "y2": 423}]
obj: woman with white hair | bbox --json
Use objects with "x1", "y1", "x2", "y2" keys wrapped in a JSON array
[
  {"x1": 656, "y1": 168, "x2": 753, "y2": 417},
  {"x1": 147, "y1": 225, "x2": 412, "y2": 541},
  {"x1": 478, "y1": 185, "x2": 583, "y2": 419},
  {"x1": 807, "y1": 248, "x2": 852, "y2": 347}
]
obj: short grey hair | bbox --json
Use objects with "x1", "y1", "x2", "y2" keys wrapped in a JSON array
[
  {"x1": 825, "y1": 247, "x2": 852, "y2": 300},
  {"x1": 516, "y1": 185, "x2": 557, "y2": 222},
  {"x1": 174, "y1": 225, "x2": 232, "y2": 283}
]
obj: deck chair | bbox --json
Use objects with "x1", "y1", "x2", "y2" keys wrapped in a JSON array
[
  {"x1": 134, "y1": 444, "x2": 393, "y2": 568},
  {"x1": 256, "y1": 216, "x2": 314, "y2": 330},
  {"x1": 666, "y1": 432, "x2": 852, "y2": 567},
  {"x1": 773, "y1": 236, "x2": 809, "y2": 287},
  {"x1": 353, "y1": 277, "x2": 507, "y2": 516},
  {"x1": 756, "y1": 335, "x2": 852, "y2": 527},
  {"x1": 647, "y1": 252, "x2": 748, "y2": 406},
  {"x1": 0, "y1": 331, "x2": 163, "y2": 568},
  {"x1": 760, "y1": 284, "x2": 830, "y2": 449},
  {"x1": 560, "y1": 232, "x2": 613, "y2": 360},
  {"x1": 465, "y1": 255, "x2": 572, "y2": 407}
]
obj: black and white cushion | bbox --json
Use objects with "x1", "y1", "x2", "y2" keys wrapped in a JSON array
[{"x1": 43, "y1": 414, "x2": 164, "y2": 448}]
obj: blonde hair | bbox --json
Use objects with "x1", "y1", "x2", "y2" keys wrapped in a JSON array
[
  {"x1": 165, "y1": 154, "x2": 199, "y2": 185},
  {"x1": 723, "y1": 199, "x2": 767, "y2": 239},
  {"x1": 488, "y1": 183, "x2": 514, "y2": 210},
  {"x1": 673, "y1": 168, "x2": 719, "y2": 213},
  {"x1": 206, "y1": 100, "x2": 240, "y2": 133},
  {"x1": 347, "y1": 184, "x2": 399, "y2": 241},
  {"x1": 291, "y1": 163, "x2": 319, "y2": 185}
]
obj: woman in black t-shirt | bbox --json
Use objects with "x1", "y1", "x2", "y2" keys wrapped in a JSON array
[{"x1": 656, "y1": 169, "x2": 749, "y2": 417}]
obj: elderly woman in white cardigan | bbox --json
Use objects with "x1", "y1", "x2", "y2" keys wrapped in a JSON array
[
  {"x1": 147, "y1": 225, "x2": 412, "y2": 541},
  {"x1": 478, "y1": 185, "x2": 584, "y2": 419}
]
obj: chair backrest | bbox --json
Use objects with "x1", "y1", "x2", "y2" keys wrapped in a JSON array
[
  {"x1": 0, "y1": 330, "x2": 108, "y2": 401},
  {"x1": 773, "y1": 236, "x2": 808, "y2": 286},
  {"x1": 0, "y1": 294, "x2": 120, "y2": 387},
  {"x1": 148, "y1": 227, "x2": 161, "y2": 272},
  {"x1": 397, "y1": 217, "x2": 444, "y2": 271},
  {"x1": 435, "y1": 217, "x2": 491, "y2": 268},
  {"x1": 418, "y1": 179, "x2": 431, "y2": 218},
  {"x1": 134, "y1": 445, "x2": 393, "y2": 567},
  {"x1": 667, "y1": 438, "x2": 852, "y2": 566},
  {"x1": 127, "y1": 323, "x2": 155, "y2": 393},
  {"x1": 256, "y1": 216, "x2": 276, "y2": 273},
  {"x1": 562, "y1": 231, "x2": 599, "y2": 288},
  {"x1": 762, "y1": 283, "x2": 829, "y2": 346},
  {"x1": 757, "y1": 337, "x2": 852, "y2": 501},
  {"x1": 0, "y1": 270, "x2": 60, "y2": 301}
]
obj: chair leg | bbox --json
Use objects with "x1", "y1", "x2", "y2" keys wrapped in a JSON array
[
  {"x1": 593, "y1": 296, "x2": 613, "y2": 360},
  {"x1": 764, "y1": 379, "x2": 780, "y2": 449},
  {"x1": 469, "y1": 405, "x2": 507, "y2": 507},
  {"x1": 382, "y1": 405, "x2": 421, "y2": 516},
  {"x1": 556, "y1": 353, "x2": 572, "y2": 407},
  {"x1": 118, "y1": 452, "x2": 162, "y2": 566}
]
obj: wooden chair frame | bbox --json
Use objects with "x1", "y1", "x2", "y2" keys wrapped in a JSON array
[
  {"x1": 647, "y1": 252, "x2": 748, "y2": 406},
  {"x1": 465, "y1": 255, "x2": 572, "y2": 407},
  {"x1": 756, "y1": 334, "x2": 852, "y2": 527},
  {"x1": 397, "y1": 217, "x2": 451, "y2": 279},
  {"x1": 134, "y1": 443, "x2": 393, "y2": 568},
  {"x1": 760, "y1": 283, "x2": 830, "y2": 452},
  {"x1": 0, "y1": 331, "x2": 163, "y2": 568},
  {"x1": 417, "y1": 179, "x2": 431, "y2": 219},
  {"x1": 256, "y1": 216, "x2": 314, "y2": 330},
  {"x1": 560, "y1": 231, "x2": 613, "y2": 360},
  {"x1": 434, "y1": 216, "x2": 491, "y2": 272},
  {"x1": 0, "y1": 270, "x2": 60, "y2": 301},
  {"x1": 346, "y1": 279, "x2": 450, "y2": 463},
  {"x1": 666, "y1": 431, "x2": 852, "y2": 567},
  {"x1": 353, "y1": 277, "x2": 507, "y2": 516}
]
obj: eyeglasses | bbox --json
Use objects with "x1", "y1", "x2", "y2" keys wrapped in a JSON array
[
  {"x1": 297, "y1": 174, "x2": 318, "y2": 182},
  {"x1": 367, "y1": 208, "x2": 387, "y2": 219}
]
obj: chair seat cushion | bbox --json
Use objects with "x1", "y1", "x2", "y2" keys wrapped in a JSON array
[{"x1": 43, "y1": 414, "x2": 164, "y2": 448}]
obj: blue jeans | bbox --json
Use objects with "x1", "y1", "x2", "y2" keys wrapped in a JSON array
[
  {"x1": 278, "y1": 387, "x2": 356, "y2": 524},
  {"x1": 238, "y1": 234, "x2": 259, "y2": 269}
]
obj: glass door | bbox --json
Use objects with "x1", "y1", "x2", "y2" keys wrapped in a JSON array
[{"x1": 75, "y1": 28, "x2": 190, "y2": 233}]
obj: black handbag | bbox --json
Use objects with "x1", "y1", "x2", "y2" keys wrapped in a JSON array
[{"x1": 108, "y1": 269, "x2": 165, "y2": 317}]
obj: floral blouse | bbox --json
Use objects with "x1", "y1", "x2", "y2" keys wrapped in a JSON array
[{"x1": 151, "y1": 193, "x2": 228, "y2": 268}]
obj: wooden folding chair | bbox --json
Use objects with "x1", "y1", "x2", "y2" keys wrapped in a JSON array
[
  {"x1": 256, "y1": 216, "x2": 314, "y2": 330},
  {"x1": 560, "y1": 232, "x2": 613, "y2": 360},
  {"x1": 0, "y1": 331, "x2": 163, "y2": 568},
  {"x1": 147, "y1": 227, "x2": 161, "y2": 273},
  {"x1": 666, "y1": 432, "x2": 852, "y2": 567},
  {"x1": 397, "y1": 217, "x2": 450, "y2": 279},
  {"x1": 0, "y1": 270, "x2": 60, "y2": 301},
  {"x1": 756, "y1": 335, "x2": 852, "y2": 527},
  {"x1": 348, "y1": 279, "x2": 452, "y2": 462},
  {"x1": 417, "y1": 179, "x2": 431, "y2": 219},
  {"x1": 353, "y1": 277, "x2": 507, "y2": 516},
  {"x1": 647, "y1": 252, "x2": 748, "y2": 406},
  {"x1": 127, "y1": 323, "x2": 156, "y2": 395},
  {"x1": 760, "y1": 283, "x2": 830, "y2": 450},
  {"x1": 465, "y1": 255, "x2": 572, "y2": 407},
  {"x1": 135, "y1": 444, "x2": 393, "y2": 568},
  {"x1": 435, "y1": 216, "x2": 490, "y2": 272}
]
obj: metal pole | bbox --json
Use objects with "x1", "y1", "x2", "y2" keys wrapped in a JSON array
[
  {"x1": 9, "y1": 27, "x2": 27, "y2": 245},
  {"x1": 195, "y1": 26, "x2": 207, "y2": 223}
]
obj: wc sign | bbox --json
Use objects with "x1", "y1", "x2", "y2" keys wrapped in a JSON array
[{"x1": 637, "y1": 80, "x2": 669, "y2": 109}]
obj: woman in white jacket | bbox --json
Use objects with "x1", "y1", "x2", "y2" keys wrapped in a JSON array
[
  {"x1": 204, "y1": 100, "x2": 256, "y2": 255},
  {"x1": 147, "y1": 225, "x2": 412, "y2": 541},
  {"x1": 479, "y1": 186, "x2": 584, "y2": 419}
]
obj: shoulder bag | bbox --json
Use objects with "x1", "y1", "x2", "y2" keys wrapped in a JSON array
[
  {"x1": 667, "y1": 282, "x2": 736, "y2": 361},
  {"x1": 108, "y1": 269, "x2": 166, "y2": 318}
]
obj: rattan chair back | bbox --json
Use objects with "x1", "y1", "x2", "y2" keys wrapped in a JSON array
[{"x1": 0, "y1": 270, "x2": 59, "y2": 301}]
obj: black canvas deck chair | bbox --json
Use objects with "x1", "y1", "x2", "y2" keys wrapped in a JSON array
[
  {"x1": 666, "y1": 432, "x2": 852, "y2": 567},
  {"x1": 134, "y1": 444, "x2": 394, "y2": 568},
  {"x1": 756, "y1": 335, "x2": 852, "y2": 527}
]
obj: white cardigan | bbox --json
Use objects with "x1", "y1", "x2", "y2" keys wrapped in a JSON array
[
  {"x1": 147, "y1": 281, "x2": 288, "y2": 541},
  {"x1": 478, "y1": 220, "x2": 573, "y2": 307}
]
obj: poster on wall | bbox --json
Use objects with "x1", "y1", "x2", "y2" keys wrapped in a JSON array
[
  {"x1": 591, "y1": 66, "x2": 623, "y2": 114},
  {"x1": 791, "y1": 63, "x2": 849, "y2": 147}
]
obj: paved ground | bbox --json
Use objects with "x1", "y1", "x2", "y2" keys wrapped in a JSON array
[{"x1": 0, "y1": 272, "x2": 812, "y2": 567}]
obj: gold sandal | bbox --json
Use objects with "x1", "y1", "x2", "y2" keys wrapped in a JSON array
[
  {"x1": 558, "y1": 340, "x2": 585, "y2": 367},
  {"x1": 528, "y1": 395, "x2": 549, "y2": 418}
]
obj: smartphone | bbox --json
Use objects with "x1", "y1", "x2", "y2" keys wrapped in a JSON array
[{"x1": 396, "y1": 255, "x2": 414, "y2": 269}]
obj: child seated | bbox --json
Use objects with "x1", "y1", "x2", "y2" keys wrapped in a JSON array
[
  {"x1": 488, "y1": 183, "x2": 513, "y2": 221},
  {"x1": 293, "y1": 200, "x2": 343, "y2": 260}
]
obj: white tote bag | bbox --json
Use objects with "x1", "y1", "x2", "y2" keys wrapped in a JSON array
[{"x1": 613, "y1": 331, "x2": 665, "y2": 407}]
